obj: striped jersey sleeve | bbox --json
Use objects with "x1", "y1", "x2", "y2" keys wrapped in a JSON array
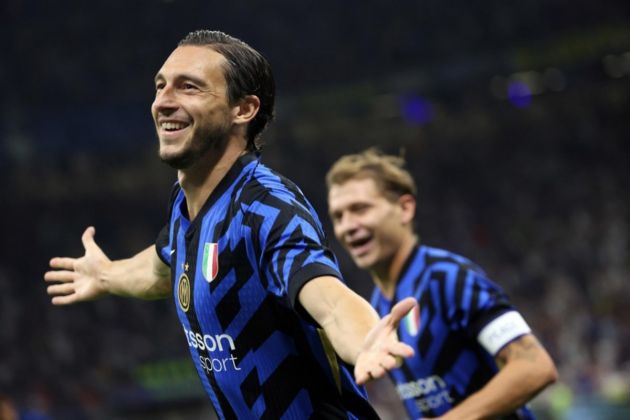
[
  {"x1": 242, "y1": 175, "x2": 343, "y2": 311},
  {"x1": 155, "y1": 182, "x2": 182, "y2": 266}
]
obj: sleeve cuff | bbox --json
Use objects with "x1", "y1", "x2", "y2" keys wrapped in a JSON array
[
  {"x1": 287, "y1": 263, "x2": 343, "y2": 324},
  {"x1": 155, "y1": 244, "x2": 171, "y2": 266}
]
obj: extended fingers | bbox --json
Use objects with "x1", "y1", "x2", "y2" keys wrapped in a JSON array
[
  {"x1": 378, "y1": 353, "x2": 401, "y2": 371},
  {"x1": 390, "y1": 297, "x2": 418, "y2": 324},
  {"x1": 49, "y1": 257, "x2": 78, "y2": 270},
  {"x1": 44, "y1": 270, "x2": 78, "y2": 283},
  {"x1": 356, "y1": 362, "x2": 387, "y2": 385},
  {"x1": 383, "y1": 341, "x2": 415, "y2": 359},
  {"x1": 47, "y1": 282, "x2": 75, "y2": 296},
  {"x1": 355, "y1": 370, "x2": 370, "y2": 385},
  {"x1": 356, "y1": 365, "x2": 378, "y2": 385},
  {"x1": 356, "y1": 348, "x2": 406, "y2": 385},
  {"x1": 51, "y1": 294, "x2": 79, "y2": 306},
  {"x1": 369, "y1": 346, "x2": 412, "y2": 373}
]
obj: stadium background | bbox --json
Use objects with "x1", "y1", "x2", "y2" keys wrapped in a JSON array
[{"x1": 2, "y1": 0, "x2": 629, "y2": 419}]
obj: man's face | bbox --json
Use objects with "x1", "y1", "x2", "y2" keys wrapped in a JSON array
[
  {"x1": 151, "y1": 45, "x2": 234, "y2": 169},
  {"x1": 328, "y1": 177, "x2": 411, "y2": 271}
]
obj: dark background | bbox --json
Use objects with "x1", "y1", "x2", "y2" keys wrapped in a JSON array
[{"x1": 2, "y1": 1, "x2": 630, "y2": 419}]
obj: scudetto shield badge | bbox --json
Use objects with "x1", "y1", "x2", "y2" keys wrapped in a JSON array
[
  {"x1": 178, "y1": 273, "x2": 191, "y2": 312},
  {"x1": 202, "y1": 243, "x2": 219, "y2": 283},
  {"x1": 404, "y1": 303, "x2": 420, "y2": 336}
]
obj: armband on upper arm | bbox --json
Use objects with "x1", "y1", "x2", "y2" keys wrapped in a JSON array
[{"x1": 477, "y1": 311, "x2": 531, "y2": 355}]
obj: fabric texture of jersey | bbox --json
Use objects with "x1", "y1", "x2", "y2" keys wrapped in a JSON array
[
  {"x1": 371, "y1": 245, "x2": 535, "y2": 419},
  {"x1": 155, "y1": 153, "x2": 378, "y2": 420}
]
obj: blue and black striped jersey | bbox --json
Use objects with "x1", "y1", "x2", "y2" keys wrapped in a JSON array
[
  {"x1": 156, "y1": 153, "x2": 378, "y2": 419},
  {"x1": 371, "y1": 245, "x2": 535, "y2": 419}
]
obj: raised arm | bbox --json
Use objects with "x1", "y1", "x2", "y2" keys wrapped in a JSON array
[
  {"x1": 298, "y1": 276, "x2": 415, "y2": 385},
  {"x1": 45, "y1": 226, "x2": 171, "y2": 304}
]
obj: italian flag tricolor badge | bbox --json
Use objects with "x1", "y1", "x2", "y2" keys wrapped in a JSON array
[
  {"x1": 202, "y1": 243, "x2": 219, "y2": 283},
  {"x1": 403, "y1": 303, "x2": 420, "y2": 336}
]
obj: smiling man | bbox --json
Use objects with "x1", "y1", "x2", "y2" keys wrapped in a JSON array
[
  {"x1": 44, "y1": 31, "x2": 416, "y2": 419},
  {"x1": 326, "y1": 149, "x2": 558, "y2": 419}
]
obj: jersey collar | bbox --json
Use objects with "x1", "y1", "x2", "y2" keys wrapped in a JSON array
[{"x1": 181, "y1": 152, "x2": 259, "y2": 238}]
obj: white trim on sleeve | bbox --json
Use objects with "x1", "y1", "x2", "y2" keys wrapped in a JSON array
[{"x1": 477, "y1": 311, "x2": 531, "y2": 355}]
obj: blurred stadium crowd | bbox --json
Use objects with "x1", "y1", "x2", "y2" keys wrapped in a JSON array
[{"x1": 2, "y1": 0, "x2": 629, "y2": 419}]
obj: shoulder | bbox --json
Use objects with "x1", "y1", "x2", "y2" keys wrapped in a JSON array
[
  {"x1": 419, "y1": 246, "x2": 514, "y2": 327},
  {"x1": 418, "y1": 245, "x2": 506, "y2": 296},
  {"x1": 421, "y1": 245, "x2": 485, "y2": 277},
  {"x1": 240, "y1": 162, "x2": 312, "y2": 214}
]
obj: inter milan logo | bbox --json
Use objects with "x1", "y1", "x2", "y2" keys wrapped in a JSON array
[
  {"x1": 202, "y1": 242, "x2": 219, "y2": 283},
  {"x1": 178, "y1": 273, "x2": 191, "y2": 312}
]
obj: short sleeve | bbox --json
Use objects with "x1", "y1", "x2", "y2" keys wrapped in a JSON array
[
  {"x1": 245, "y1": 190, "x2": 343, "y2": 310},
  {"x1": 155, "y1": 224, "x2": 171, "y2": 266},
  {"x1": 440, "y1": 268, "x2": 512, "y2": 336},
  {"x1": 450, "y1": 270, "x2": 530, "y2": 355},
  {"x1": 154, "y1": 182, "x2": 181, "y2": 267}
]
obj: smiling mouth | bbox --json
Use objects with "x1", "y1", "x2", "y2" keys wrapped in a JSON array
[
  {"x1": 347, "y1": 236, "x2": 373, "y2": 255},
  {"x1": 160, "y1": 121, "x2": 190, "y2": 133}
]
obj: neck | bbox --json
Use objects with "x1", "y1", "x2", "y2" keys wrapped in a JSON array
[
  {"x1": 179, "y1": 139, "x2": 248, "y2": 221},
  {"x1": 371, "y1": 233, "x2": 418, "y2": 300}
]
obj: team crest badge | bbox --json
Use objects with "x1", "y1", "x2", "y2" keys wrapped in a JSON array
[
  {"x1": 202, "y1": 243, "x2": 219, "y2": 283},
  {"x1": 178, "y1": 273, "x2": 191, "y2": 312}
]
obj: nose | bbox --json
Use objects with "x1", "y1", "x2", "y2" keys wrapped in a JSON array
[{"x1": 152, "y1": 85, "x2": 178, "y2": 115}]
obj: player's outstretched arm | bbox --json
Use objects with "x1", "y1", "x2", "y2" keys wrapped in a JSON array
[
  {"x1": 298, "y1": 276, "x2": 415, "y2": 385},
  {"x1": 45, "y1": 227, "x2": 171, "y2": 304}
]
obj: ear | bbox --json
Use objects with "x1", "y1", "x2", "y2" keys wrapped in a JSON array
[
  {"x1": 232, "y1": 95, "x2": 260, "y2": 125},
  {"x1": 398, "y1": 194, "x2": 416, "y2": 225}
]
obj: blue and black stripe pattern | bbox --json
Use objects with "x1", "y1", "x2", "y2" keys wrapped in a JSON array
[
  {"x1": 156, "y1": 154, "x2": 377, "y2": 419},
  {"x1": 371, "y1": 245, "x2": 534, "y2": 419}
]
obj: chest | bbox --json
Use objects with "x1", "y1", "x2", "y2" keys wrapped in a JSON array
[{"x1": 171, "y1": 211, "x2": 258, "y2": 320}]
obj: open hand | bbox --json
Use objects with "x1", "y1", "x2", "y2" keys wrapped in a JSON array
[
  {"x1": 355, "y1": 297, "x2": 417, "y2": 385},
  {"x1": 44, "y1": 226, "x2": 111, "y2": 305}
]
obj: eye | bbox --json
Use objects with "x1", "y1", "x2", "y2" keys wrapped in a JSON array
[
  {"x1": 352, "y1": 203, "x2": 370, "y2": 214},
  {"x1": 182, "y1": 82, "x2": 198, "y2": 91},
  {"x1": 155, "y1": 81, "x2": 165, "y2": 91}
]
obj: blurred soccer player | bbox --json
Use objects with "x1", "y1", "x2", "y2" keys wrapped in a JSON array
[
  {"x1": 44, "y1": 30, "x2": 416, "y2": 419},
  {"x1": 326, "y1": 149, "x2": 558, "y2": 419}
]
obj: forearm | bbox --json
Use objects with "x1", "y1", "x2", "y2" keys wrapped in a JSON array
[
  {"x1": 319, "y1": 289, "x2": 380, "y2": 364},
  {"x1": 440, "y1": 337, "x2": 557, "y2": 420},
  {"x1": 299, "y1": 276, "x2": 379, "y2": 364},
  {"x1": 102, "y1": 246, "x2": 171, "y2": 299}
]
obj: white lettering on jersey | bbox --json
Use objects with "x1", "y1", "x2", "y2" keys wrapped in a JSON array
[
  {"x1": 182, "y1": 326, "x2": 241, "y2": 373},
  {"x1": 396, "y1": 375, "x2": 455, "y2": 413}
]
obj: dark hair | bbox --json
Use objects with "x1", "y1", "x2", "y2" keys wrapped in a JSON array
[{"x1": 178, "y1": 30, "x2": 275, "y2": 151}]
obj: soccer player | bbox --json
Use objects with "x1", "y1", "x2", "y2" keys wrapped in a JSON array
[
  {"x1": 44, "y1": 31, "x2": 416, "y2": 419},
  {"x1": 326, "y1": 149, "x2": 558, "y2": 419}
]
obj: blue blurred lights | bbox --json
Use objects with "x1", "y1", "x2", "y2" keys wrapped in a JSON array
[
  {"x1": 507, "y1": 81, "x2": 532, "y2": 108},
  {"x1": 401, "y1": 95, "x2": 433, "y2": 125}
]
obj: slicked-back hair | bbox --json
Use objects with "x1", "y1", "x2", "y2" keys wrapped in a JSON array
[
  {"x1": 326, "y1": 148, "x2": 417, "y2": 201},
  {"x1": 178, "y1": 30, "x2": 275, "y2": 151}
]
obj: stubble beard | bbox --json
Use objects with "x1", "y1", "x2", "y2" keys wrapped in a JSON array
[{"x1": 159, "y1": 122, "x2": 231, "y2": 170}]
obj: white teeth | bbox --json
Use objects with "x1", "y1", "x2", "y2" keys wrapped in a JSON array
[{"x1": 161, "y1": 122, "x2": 188, "y2": 131}]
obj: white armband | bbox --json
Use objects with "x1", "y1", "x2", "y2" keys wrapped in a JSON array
[{"x1": 477, "y1": 311, "x2": 531, "y2": 355}]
